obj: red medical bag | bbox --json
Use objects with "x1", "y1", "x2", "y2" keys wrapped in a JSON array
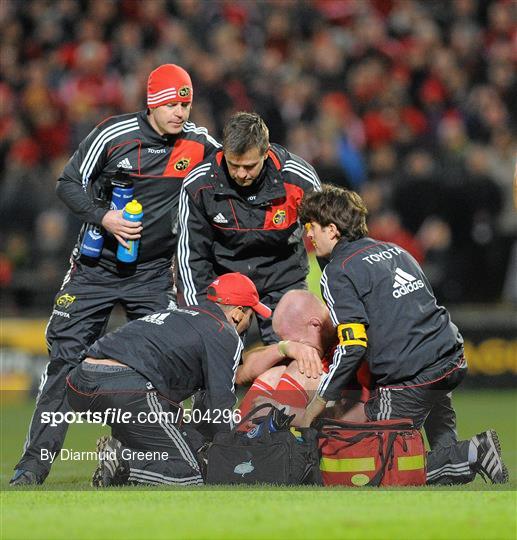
[{"x1": 317, "y1": 418, "x2": 426, "y2": 486}]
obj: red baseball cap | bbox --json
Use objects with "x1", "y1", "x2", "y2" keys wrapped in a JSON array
[
  {"x1": 147, "y1": 64, "x2": 193, "y2": 108},
  {"x1": 207, "y1": 273, "x2": 272, "y2": 318}
]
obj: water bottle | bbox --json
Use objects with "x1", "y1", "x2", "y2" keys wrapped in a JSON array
[
  {"x1": 79, "y1": 224, "x2": 105, "y2": 258},
  {"x1": 80, "y1": 176, "x2": 134, "y2": 259},
  {"x1": 246, "y1": 416, "x2": 278, "y2": 439},
  {"x1": 110, "y1": 177, "x2": 134, "y2": 211},
  {"x1": 290, "y1": 427, "x2": 304, "y2": 443},
  {"x1": 116, "y1": 199, "x2": 143, "y2": 263}
]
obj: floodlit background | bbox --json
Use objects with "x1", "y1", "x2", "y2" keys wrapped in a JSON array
[{"x1": 0, "y1": 0, "x2": 515, "y2": 492}]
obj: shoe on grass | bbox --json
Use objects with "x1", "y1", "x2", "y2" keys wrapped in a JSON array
[
  {"x1": 9, "y1": 469, "x2": 43, "y2": 486},
  {"x1": 91, "y1": 435, "x2": 128, "y2": 487},
  {"x1": 471, "y1": 429, "x2": 509, "y2": 484}
]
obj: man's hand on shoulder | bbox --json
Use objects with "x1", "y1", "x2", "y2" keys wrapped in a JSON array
[
  {"x1": 101, "y1": 210, "x2": 142, "y2": 249},
  {"x1": 278, "y1": 341, "x2": 323, "y2": 379}
]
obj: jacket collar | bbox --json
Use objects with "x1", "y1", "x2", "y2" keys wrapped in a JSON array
[
  {"x1": 329, "y1": 238, "x2": 351, "y2": 261},
  {"x1": 137, "y1": 110, "x2": 183, "y2": 146},
  {"x1": 190, "y1": 300, "x2": 237, "y2": 334},
  {"x1": 330, "y1": 237, "x2": 379, "y2": 262},
  {"x1": 212, "y1": 151, "x2": 286, "y2": 205}
]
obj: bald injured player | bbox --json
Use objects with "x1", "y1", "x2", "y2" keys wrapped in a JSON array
[{"x1": 236, "y1": 290, "x2": 370, "y2": 426}]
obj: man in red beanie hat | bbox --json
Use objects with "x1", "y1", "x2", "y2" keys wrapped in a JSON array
[
  {"x1": 11, "y1": 64, "x2": 220, "y2": 486},
  {"x1": 65, "y1": 272, "x2": 268, "y2": 486},
  {"x1": 147, "y1": 64, "x2": 194, "y2": 136}
]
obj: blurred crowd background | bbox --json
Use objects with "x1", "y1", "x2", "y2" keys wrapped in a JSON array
[{"x1": 1, "y1": 0, "x2": 516, "y2": 315}]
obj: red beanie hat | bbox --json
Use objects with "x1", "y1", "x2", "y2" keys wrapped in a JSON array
[{"x1": 147, "y1": 64, "x2": 193, "y2": 108}]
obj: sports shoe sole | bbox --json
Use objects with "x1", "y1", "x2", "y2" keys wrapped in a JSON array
[
  {"x1": 478, "y1": 430, "x2": 509, "y2": 484},
  {"x1": 487, "y1": 430, "x2": 509, "y2": 484},
  {"x1": 91, "y1": 435, "x2": 110, "y2": 487}
]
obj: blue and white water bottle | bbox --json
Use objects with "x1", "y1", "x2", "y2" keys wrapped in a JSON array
[
  {"x1": 79, "y1": 224, "x2": 105, "y2": 258},
  {"x1": 246, "y1": 416, "x2": 278, "y2": 439},
  {"x1": 116, "y1": 199, "x2": 143, "y2": 263},
  {"x1": 80, "y1": 177, "x2": 134, "y2": 259},
  {"x1": 110, "y1": 181, "x2": 134, "y2": 211}
]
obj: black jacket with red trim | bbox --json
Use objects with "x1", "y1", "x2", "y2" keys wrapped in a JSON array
[
  {"x1": 176, "y1": 143, "x2": 321, "y2": 304},
  {"x1": 317, "y1": 237, "x2": 464, "y2": 401},
  {"x1": 57, "y1": 111, "x2": 220, "y2": 271},
  {"x1": 85, "y1": 301, "x2": 243, "y2": 431}
]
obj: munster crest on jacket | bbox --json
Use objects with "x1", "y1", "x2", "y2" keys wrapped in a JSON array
[
  {"x1": 272, "y1": 209, "x2": 286, "y2": 226},
  {"x1": 174, "y1": 157, "x2": 191, "y2": 171}
]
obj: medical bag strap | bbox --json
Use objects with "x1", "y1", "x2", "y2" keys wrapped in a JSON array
[
  {"x1": 314, "y1": 417, "x2": 415, "y2": 432},
  {"x1": 318, "y1": 428, "x2": 385, "y2": 461},
  {"x1": 367, "y1": 431, "x2": 398, "y2": 487},
  {"x1": 235, "y1": 403, "x2": 276, "y2": 429},
  {"x1": 319, "y1": 430, "x2": 376, "y2": 445}
]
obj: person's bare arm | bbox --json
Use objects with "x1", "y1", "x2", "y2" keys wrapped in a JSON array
[
  {"x1": 236, "y1": 345, "x2": 284, "y2": 385},
  {"x1": 300, "y1": 395, "x2": 327, "y2": 427},
  {"x1": 236, "y1": 340, "x2": 323, "y2": 385}
]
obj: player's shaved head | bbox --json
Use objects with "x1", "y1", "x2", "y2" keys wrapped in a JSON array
[{"x1": 273, "y1": 290, "x2": 329, "y2": 340}]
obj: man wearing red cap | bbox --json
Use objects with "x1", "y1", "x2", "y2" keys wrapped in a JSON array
[
  {"x1": 11, "y1": 64, "x2": 220, "y2": 486},
  {"x1": 65, "y1": 272, "x2": 269, "y2": 486},
  {"x1": 177, "y1": 111, "x2": 321, "y2": 345}
]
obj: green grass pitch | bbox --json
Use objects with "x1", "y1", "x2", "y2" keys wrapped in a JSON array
[
  {"x1": 1, "y1": 390, "x2": 515, "y2": 540},
  {"x1": 1, "y1": 257, "x2": 516, "y2": 538}
]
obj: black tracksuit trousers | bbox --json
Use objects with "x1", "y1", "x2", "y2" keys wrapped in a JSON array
[
  {"x1": 66, "y1": 363, "x2": 204, "y2": 485},
  {"x1": 15, "y1": 260, "x2": 174, "y2": 479},
  {"x1": 365, "y1": 353, "x2": 476, "y2": 485}
]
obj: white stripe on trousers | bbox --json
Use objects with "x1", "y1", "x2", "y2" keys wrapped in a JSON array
[
  {"x1": 128, "y1": 468, "x2": 203, "y2": 486},
  {"x1": 130, "y1": 467, "x2": 201, "y2": 482},
  {"x1": 45, "y1": 256, "x2": 75, "y2": 350},
  {"x1": 376, "y1": 388, "x2": 392, "y2": 420},
  {"x1": 128, "y1": 473, "x2": 162, "y2": 485},
  {"x1": 426, "y1": 461, "x2": 470, "y2": 481},
  {"x1": 146, "y1": 392, "x2": 200, "y2": 473},
  {"x1": 426, "y1": 468, "x2": 472, "y2": 482},
  {"x1": 21, "y1": 362, "x2": 50, "y2": 453}
]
